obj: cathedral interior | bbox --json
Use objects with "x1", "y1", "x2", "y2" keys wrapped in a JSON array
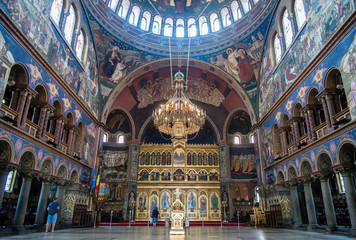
[{"x1": 0, "y1": 0, "x2": 355, "y2": 238}]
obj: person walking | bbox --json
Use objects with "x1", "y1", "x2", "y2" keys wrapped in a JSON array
[
  {"x1": 46, "y1": 198, "x2": 59, "y2": 233},
  {"x1": 151, "y1": 207, "x2": 159, "y2": 227}
]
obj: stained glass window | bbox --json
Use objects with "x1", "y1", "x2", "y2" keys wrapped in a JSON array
[
  {"x1": 129, "y1": 6, "x2": 140, "y2": 26},
  {"x1": 118, "y1": 0, "x2": 130, "y2": 19},
  {"x1": 50, "y1": 0, "x2": 63, "y2": 25},
  {"x1": 210, "y1": 13, "x2": 220, "y2": 32},
  {"x1": 274, "y1": 34, "x2": 282, "y2": 63},
  {"x1": 221, "y1": 7, "x2": 231, "y2": 27},
  {"x1": 295, "y1": 0, "x2": 306, "y2": 30},
  {"x1": 164, "y1": 18, "x2": 173, "y2": 37},
  {"x1": 76, "y1": 29, "x2": 85, "y2": 61},
  {"x1": 241, "y1": 0, "x2": 252, "y2": 14},
  {"x1": 4, "y1": 171, "x2": 16, "y2": 192},
  {"x1": 152, "y1": 15, "x2": 162, "y2": 34},
  {"x1": 64, "y1": 5, "x2": 76, "y2": 45},
  {"x1": 176, "y1": 18, "x2": 185, "y2": 37},
  {"x1": 231, "y1": 1, "x2": 243, "y2": 21},
  {"x1": 141, "y1": 11, "x2": 151, "y2": 31},
  {"x1": 109, "y1": 0, "x2": 119, "y2": 11},
  {"x1": 282, "y1": 10, "x2": 294, "y2": 48},
  {"x1": 199, "y1": 16, "x2": 208, "y2": 35},
  {"x1": 188, "y1": 18, "x2": 197, "y2": 37}
]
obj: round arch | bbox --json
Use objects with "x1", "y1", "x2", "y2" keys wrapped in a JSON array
[
  {"x1": 298, "y1": 158, "x2": 313, "y2": 177},
  {"x1": 276, "y1": 169, "x2": 285, "y2": 184},
  {"x1": 336, "y1": 139, "x2": 356, "y2": 165},
  {"x1": 39, "y1": 157, "x2": 55, "y2": 176},
  {"x1": 222, "y1": 107, "x2": 250, "y2": 142},
  {"x1": 56, "y1": 163, "x2": 69, "y2": 180},
  {"x1": 315, "y1": 149, "x2": 334, "y2": 172},
  {"x1": 17, "y1": 148, "x2": 37, "y2": 171},
  {"x1": 101, "y1": 58, "x2": 257, "y2": 126},
  {"x1": 286, "y1": 163, "x2": 298, "y2": 181},
  {"x1": 69, "y1": 168, "x2": 79, "y2": 183},
  {"x1": 0, "y1": 137, "x2": 15, "y2": 164},
  {"x1": 107, "y1": 106, "x2": 136, "y2": 140}
]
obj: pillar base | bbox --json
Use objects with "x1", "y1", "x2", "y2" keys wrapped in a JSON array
[
  {"x1": 12, "y1": 225, "x2": 25, "y2": 234},
  {"x1": 307, "y1": 224, "x2": 318, "y2": 231},
  {"x1": 293, "y1": 223, "x2": 304, "y2": 229},
  {"x1": 350, "y1": 229, "x2": 356, "y2": 237},
  {"x1": 326, "y1": 225, "x2": 338, "y2": 233}
]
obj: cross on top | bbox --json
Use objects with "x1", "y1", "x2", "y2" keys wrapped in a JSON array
[{"x1": 173, "y1": 188, "x2": 182, "y2": 198}]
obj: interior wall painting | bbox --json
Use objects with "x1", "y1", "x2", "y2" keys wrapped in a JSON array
[
  {"x1": 101, "y1": 150, "x2": 128, "y2": 180},
  {"x1": 259, "y1": 0, "x2": 355, "y2": 119},
  {"x1": 0, "y1": 0, "x2": 100, "y2": 118},
  {"x1": 228, "y1": 110, "x2": 252, "y2": 135},
  {"x1": 230, "y1": 146, "x2": 256, "y2": 179},
  {"x1": 136, "y1": 77, "x2": 225, "y2": 109},
  {"x1": 106, "y1": 109, "x2": 131, "y2": 141}
]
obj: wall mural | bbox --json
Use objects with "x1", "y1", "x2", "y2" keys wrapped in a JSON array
[
  {"x1": 136, "y1": 77, "x2": 225, "y2": 108},
  {"x1": 0, "y1": 0, "x2": 100, "y2": 118},
  {"x1": 228, "y1": 110, "x2": 252, "y2": 135},
  {"x1": 106, "y1": 109, "x2": 131, "y2": 141},
  {"x1": 259, "y1": 0, "x2": 355, "y2": 119},
  {"x1": 0, "y1": 23, "x2": 98, "y2": 167},
  {"x1": 230, "y1": 146, "x2": 256, "y2": 179},
  {"x1": 260, "y1": 28, "x2": 356, "y2": 168},
  {"x1": 101, "y1": 150, "x2": 128, "y2": 180}
]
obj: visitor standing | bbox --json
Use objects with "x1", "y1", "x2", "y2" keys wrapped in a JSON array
[
  {"x1": 151, "y1": 207, "x2": 159, "y2": 227},
  {"x1": 46, "y1": 198, "x2": 59, "y2": 233}
]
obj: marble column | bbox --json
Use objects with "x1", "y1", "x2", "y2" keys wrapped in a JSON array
[
  {"x1": 320, "y1": 97, "x2": 331, "y2": 129},
  {"x1": 36, "y1": 107, "x2": 47, "y2": 138},
  {"x1": 69, "y1": 131, "x2": 77, "y2": 155},
  {"x1": 293, "y1": 121, "x2": 300, "y2": 146},
  {"x1": 41, "y1": 110, "x2": 51, "y2": 138},
  {"x1": 341, "y1": 171, "x2": 356, "y2": 235},
  {"x1": 282, "y1": 130, "x2": 288, "y2": 155},
  {"x1": 56, "y1": 121, "x2": 65, "y2": 149},
  {"x1": 325, "y1": 94, "x2": 336, "y2": 125},
  {"x1": 307, "y1": 109, "x2": 316, "y2": 140},
  {"x1": 20, "y1": 94, "x2": 33, "y2": 127},
  {"x1": 15, "y1": 91, "x2": 28, "y2": 126},
  {"x1": 66, "y1": 129, "x2": 74, "y2": 155},
  {"x1": 290, "y1": 184, "x2": 302, "y2": 228},
  {"x1": 303, "y1": 180, "x2": 318, "y2": 230},
  {"x1": 56, "y1": 184, "x2": 66, "y2": 224},
  {"x1": 303, "y1": 112, "x2": 312, "y2": 141},
  {"x1": 54, "y1": 119, "x2": 62, "y2": 145},
  {"x1": 0, "y1": 170, "x2": 9, "y2": 205},
  {"x1": 10, "y1": 90, "x2": 19, "y2": 110},
  {"x1": 319, "y1": 176, "x2": 337, "y2": 231},
  {"x1": 13, "y1": 175, "x2": 33, "y2": 232},
  {"x1": 34, "y1": 180, "x2": 50, "y2": 226}
]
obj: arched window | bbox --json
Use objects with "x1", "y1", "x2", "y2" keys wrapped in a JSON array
[
  {"x1": 249, "y1": 133, "x2": 255, "y2": 143},
  {"x1": 199, "y1": 16, "x2": 208, "y2": 35},
  {"x1": 164, "y1": 18, "x2": 173, "y2": 37},
  {"x1": 274, "y1": 34, "x2": 282, "y2": 63},
  {"x1": 253, "y1": 0, "x2": 259, "y2": 5},
  {"x1": 64, "y1": 5, "x2": 77, "y2": 45},
  {"x1": 176, "y1": 18, "x2": 185, "y2": 37},
  {"x1": 129, "y1": 6, "x2": 140, "y2": 26},
  {"x1": 117, "y1": 135, "x2": 124, "y2": 144},
  {"x1": 221, "y1": 7, "x2": 231, "y2": 27},
  {"x1": 210, "y1": 13, "x2": 220, "y2": 32},
  {"x1": 282, "y1": 10, "x2": 294, "y2": 48},
  {"x1": 75, "y1": 29, "x2": 85, "y2": 61},
  {"x1": 118, "y1": 0, "x2": 130, "y2": 19},
  {"x1": 152, "y1": 15, "x2": 162, "y2": 34},
  {"x1": 109, "y1": 0, "x2": 119, "y2": 11},
  {"x1": 234, "y1": 134, "x2": 241, "y2": 144},
  {"x1": 187, "y1": 18, "x2": 197, "y2": 37},
  {"x1": 336, "y1": 173, "x2": 345, "y2": 193},
  {"x1": 50, "y1": 0, "x2": 63, "y2": 25},
  {"x1": 294, "y1": 0, "x2": 306, "y2": 30},
  {"x1": 141, "y1": 11, "x2": 151, "y2": 31},
  {"x1": 231, "y1": 1, "x2": 243, "y2": 22},
  {"x1": 254, "y1": 187, "x2": 260, "y2": 203},
  {"x1": 241, "y1": 0, "x2": 252, "y2": 13},
  {"x1": 5, "y1": 170, "x2": 16, "y2": 192},
  {"x1": 103, "y1": 132, "x2": 108, "y2": 142}
]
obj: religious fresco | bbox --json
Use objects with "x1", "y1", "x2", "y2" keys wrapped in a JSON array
[
  {"x1": 136, "y1": 77, "x2": 225, "y2": 108},
  {"x1": 101, "y1": 150, "x2": 128, "y2": 180},
  {"x1": 228, "y1": 110, "x2": 252, "y2": 135},
  {"x1": 105, "y1": 109, "x2": 131, "y2": 140},
  {"x1": 259, "y1": 0, "x2": 355, "y2": 119},
  {"x1": 0, "y1": 0, "x2": 100, "y2": 118},
  {"x1": 260, "y1": 28, "x2": 356, "y2": 168},
  {"x1": 230, "y1": 146, "x2": 256, "y2": 179}
]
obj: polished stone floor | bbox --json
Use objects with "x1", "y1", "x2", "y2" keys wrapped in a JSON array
[{"x1": 0, "y1": 226, "x2": 354, "y2": 240}]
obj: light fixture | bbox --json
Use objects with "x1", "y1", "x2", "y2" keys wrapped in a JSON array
[{"x1": 152, "y1": 38, "x2": 206, "y2": 139}]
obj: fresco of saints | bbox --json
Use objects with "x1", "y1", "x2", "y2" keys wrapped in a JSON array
[
  {"x1": 235, "y1": 48, "x2": 258, "y2": 84},
  {"x1": 161, "y1": 192, "x2": 170, "y2": 209},
  {"x1": 211, "y1": 193, "x2": 219, "y2": 211},
  {"x1": 188, "y1": 192, "x2": 197, "y2": 210},
  {"x1": 150, "y1": 196, "x2": 158, "y2": 211},
  {"x1": 139, "y1": 194, "x2": 146, "y2": 211},
  {"x1": 200, "y1": 197, "x2": 207, "y2": 213}
]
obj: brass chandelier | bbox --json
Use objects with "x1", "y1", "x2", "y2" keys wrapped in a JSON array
[
  {"x1": 152, "y1": 38, "x2": 206, "y2": 139},
  {"x1": 153, "y1": 71, "x2": 206, "y2": 138}
]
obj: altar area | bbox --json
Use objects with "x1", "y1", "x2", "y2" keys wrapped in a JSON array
[{"x1": 135, "y1": 143, "x2": 221, "y2": 222}]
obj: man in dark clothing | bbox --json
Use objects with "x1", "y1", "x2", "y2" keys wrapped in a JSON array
[
  {"x1": 46, "y1": 198, "x2": 59, "y2": 233},
  {"x1": 151, "y1": 207, "x2": 159, "y2": 227}
]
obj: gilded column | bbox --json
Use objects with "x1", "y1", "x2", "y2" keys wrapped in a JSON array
[
  {"x1": 20, "y1": 93, "x2": 33, "y2": 127},
  {"x1": 15, "y1": 90, "x2": 28, "y2": 126}
]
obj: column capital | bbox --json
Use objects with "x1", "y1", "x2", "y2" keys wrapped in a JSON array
[
  {"x1": 19, "y1": 171, "x2": 35, "y2": 180},
  {"x1": 299, "y1": 176, "x2": 313, "y2": 185}
]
